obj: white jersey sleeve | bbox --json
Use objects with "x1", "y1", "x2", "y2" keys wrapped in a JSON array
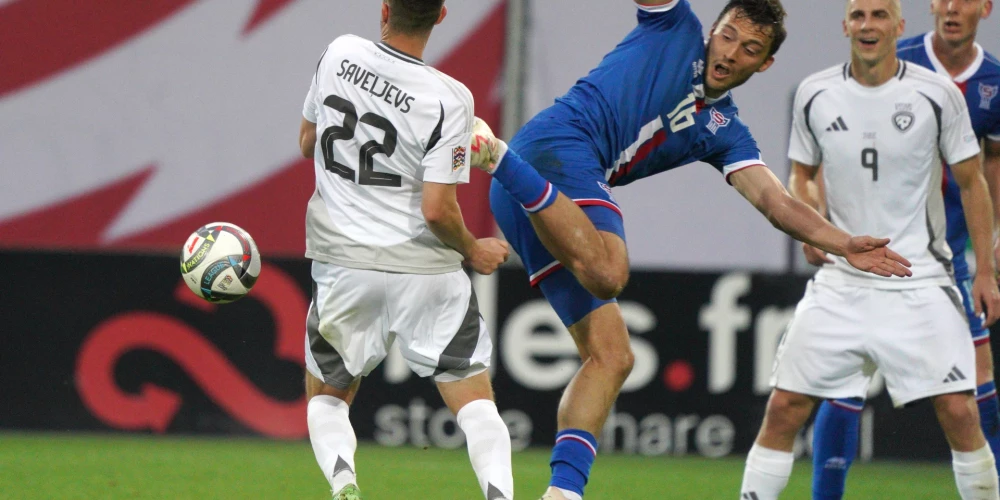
[
  {"x1": 303, "y1": 78, "x2": 318, "y2": 122},
  {"x1": 302, "y1": 49, "x2": 326, "y2": 122},
  {"x1": 420, "y1": 70, "x2": 474, "y2": 185},
  {"x1": 788, "y1": 78, "x2": 827, "y2": 167},
  {"x1": 940, "y1": 83, "x2": 982, "y2": 164}
]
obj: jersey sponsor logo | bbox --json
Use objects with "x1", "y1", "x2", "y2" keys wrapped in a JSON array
[
  {"x1": 452, "y1": 146, "x2": 467, "y2": 171},
  {"x1": 706, "y1": 108, "x2": 731, "y2": 135},
  {"x1": 980, "y1": 83, "x2": 998, "y2": 110},
  {"x1": 825, "y1": 116, "x2": 849, "y2": 132},
  {"x1": 892, "y1": 111, "x2": 914, "y2": 132}
]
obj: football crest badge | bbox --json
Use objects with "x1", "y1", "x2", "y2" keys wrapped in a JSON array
[
  {"x1": 706, "y1": 108, "x2": 731, "y2": 135},
  {"x1": 980, "y1": 83, "x2": 998, "y2": 110},
  {"x1": 892, "y1": 111, "x2": 914, "y2": 132}
]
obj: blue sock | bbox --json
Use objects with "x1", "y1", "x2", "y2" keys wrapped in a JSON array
[
  {"x1": 550, "y1": 429, "x2": 598, "y2": 497},
  {"x1": 977, "y1": 381, "x2": 1000, "y2": 478},
  {"x1": 812, "y1": 398, "x2": 862, "y2": 500},
  {"x1": 491, "y1": 149, "x2": 559, "y2": 213}
]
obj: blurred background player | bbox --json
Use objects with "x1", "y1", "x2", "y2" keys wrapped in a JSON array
[
  {"x1": 297, "y1": 1, "x2": 513, "y2": 499},
  {"x1": 744, "y1": 0, "x2": 1000, "y2": 498},
  {"x1": 469, "y1": 0, "x2": 914, "y2": 498},
  {"x1": 810, "y1": 1, "x2": 1000, "y2": 498}
]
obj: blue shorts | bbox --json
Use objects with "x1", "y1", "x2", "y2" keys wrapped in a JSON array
[
  {"x1": 491, "y1": 130, "x2": 626, "y2": 327},
  {"x1": 957, "y1": 277, "x2": 990, "y2": 345}
]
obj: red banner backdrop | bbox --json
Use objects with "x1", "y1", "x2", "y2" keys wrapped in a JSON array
[{"x1": 0, "y1": 1, "x2": 504, "y2": 256}]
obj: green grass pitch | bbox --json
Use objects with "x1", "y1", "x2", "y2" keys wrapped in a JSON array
[{"x1": 0, "y1": 433, "x2": 956, "y2": 499}]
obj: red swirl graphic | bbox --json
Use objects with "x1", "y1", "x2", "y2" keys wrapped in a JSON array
[{"x1": 75, "y1": 262, "x2": 308, "y2": 438}]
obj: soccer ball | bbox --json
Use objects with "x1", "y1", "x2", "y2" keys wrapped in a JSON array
[{"x1": 179, "y1": 222, "x2": 261, "y2": 303}]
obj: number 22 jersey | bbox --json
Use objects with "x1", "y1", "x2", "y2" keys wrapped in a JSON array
[
  {"x1": 788, "y1": 62, "x2": 981, "y2": 288},
  {"x1": 302, "y1": 35, "x2": 474, "y2": 274}
]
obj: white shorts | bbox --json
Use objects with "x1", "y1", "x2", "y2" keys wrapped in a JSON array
[
  {"x1": 304, "y1": 261, "x2": 492, "y2": 389},
  {"x1": 770, "y1": 281, "x2": 975, "y2": 407}
]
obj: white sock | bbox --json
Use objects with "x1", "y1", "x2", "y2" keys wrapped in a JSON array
[
  {"x1": 307, "y1": 395, "x2": 357, "y2": 493},
  {"x1": 740, "y1": 444, "x2": 794, "y2": 500},
  {"x1": 953, "y1": 446, "x2": 1000, "y2": 500},
  {"x1": 456, "y1": 399, "x2": 514, "y2": 500}
]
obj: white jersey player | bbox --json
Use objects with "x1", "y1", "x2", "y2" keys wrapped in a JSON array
[
  {"x1": 791, "y1": 60, "x2": 975, "y2": 290},
  {"x1": 740, "y1": 1, "x2": 1000, "y2": 499},
  {"x1": 296, "y1": 2, "x2": 512, "y2": 500}
]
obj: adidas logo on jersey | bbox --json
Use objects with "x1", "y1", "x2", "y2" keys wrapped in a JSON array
[
  {"x1": 826, "y1": 117, "x2": 848, "y2": 132},
  {"x1": 742, "y1": 492, "x2": 760, "y2": 500},
  {"x1": 943, "y1": 365, "x2": 967, "y2": 383}
]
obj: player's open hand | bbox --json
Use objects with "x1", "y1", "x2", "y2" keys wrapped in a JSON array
[
  {"x1": 467, "y1": 237, "x2": 509, "y2": 275},
  {"x1": 844, "y1": 236, "x2": 912, "y2": 278},
  {"x1": 802, "y1": 242, "x2": 834, "y2": 266},
  {"x1": 972, "y1": 272, "x2": 1000, "y2": 326}
]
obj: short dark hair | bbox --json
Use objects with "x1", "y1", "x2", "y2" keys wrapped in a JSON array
[
  {"x1": 386, "y1": 0, "x2": 445, "y2": 35},
  {"x1": 715, "y1": 0, "x2": 787, "y2": 58}
]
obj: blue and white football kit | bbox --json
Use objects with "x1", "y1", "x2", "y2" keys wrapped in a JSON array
[{"x1": 491, "y1": 0, "x2": 765, "y2": 327}]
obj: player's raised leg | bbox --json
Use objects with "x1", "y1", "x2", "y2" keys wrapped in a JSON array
[
  {"x1": 306, "y1": 372, "x2": 364, "y2": 500},
  {"x1": 740, "y1": 389, "x2": 815, "y2": 500},
  {"x1": 436, "y1": 372, "x2": 514, "y2": 500},
  {"x1": 471, "y1": 119, "x2": 629, "y2": 301},
  {"x1": 933, "y1": 391, "x2": 1000, "y2": 499},
  {"x1": 811, "y1": 398, "x2": 863, "y2": 500}
]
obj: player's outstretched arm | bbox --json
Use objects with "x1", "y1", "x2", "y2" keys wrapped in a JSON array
[
  {"x1": 730, "y1": 165, "x2": 911, "y2": 278},
  {"x1": 952, "y1": 154, "x2": 1000, "y2": 325},
  {"x1": 422, "y1": 182, "x2": 509, "y2": 275},
  {"x1": 787, "y1": 161, "x2": 833, "y2": 266},
  {"x1": 299, "y1": 118, "x2": 317, "y2": 159}
]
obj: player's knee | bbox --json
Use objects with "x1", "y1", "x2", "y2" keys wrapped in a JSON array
[
  {"x1": 612, "y1": 347, "x2": 635, "y2": 381},
  {"x1": 592, "y1": 344, "x2": 634, "y2": 382},
  {"x1": 766, "y1": 392, "x2": 813, "y2": 431},
  {"x1": 935, "y1": 393, "x2": 979, "y2": 429},
  {"x1": 588, "y1": 264, "x2": 629, "y2": 300}
]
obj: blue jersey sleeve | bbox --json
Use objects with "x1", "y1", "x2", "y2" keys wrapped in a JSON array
[
  {"x1": 702, "y1": 116, "x2": 766, "y2": 182},
  {"x1": 636, "y1": 0, "x2": 692, "y2": 31}
]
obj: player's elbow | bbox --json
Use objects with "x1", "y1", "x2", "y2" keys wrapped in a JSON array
[
  {"x1": 421, "y1": 200, "x2": 450, "y2": 226},
  {"x1": 299, "y1": 139, "x2": 315, "y2": 159}
]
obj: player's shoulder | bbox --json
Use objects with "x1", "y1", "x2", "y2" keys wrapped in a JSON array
[
  {"x1": 901, "y1": 62, "x2": 968, "y2": 110},
  {"x1": 703, "y1": 98, "x2": 755, "y2": 141},
  {"x1": 317, "y1": 34, "x2": 369, "y2": 60},
  {"x1": 901, "y1": 61, "x2": 960, "y2": 92},
  {"x1": 329, "y1": 34, "x2": 369, "y2": 51},
  {"x1": 796, "y1": 64, "x2": 847, "y2": 97},
  {"x1": 896, "y1": 33, "x2": 927, "y2": 54},
  {"x1": 981, "y1": 47, "x2": 1000, "y2": 77},
  {"x1": 421, "y1": 67, "x2": 474, "y2": 114},
  {"x1": 635, "y1": 0, "x2": 699, "y2": 31}
]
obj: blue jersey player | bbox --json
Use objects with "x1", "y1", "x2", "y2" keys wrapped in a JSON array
[
  {"x1": 467, "y1": 1, "x2": 912, "y2": 499},
  {"x1": 810, "y1": 1, "x2": 1000, "y2": 499}
]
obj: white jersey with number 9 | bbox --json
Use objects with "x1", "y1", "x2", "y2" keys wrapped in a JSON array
[{"x1": 788, "y1": 62, "x2": 981, "y2": 288}]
